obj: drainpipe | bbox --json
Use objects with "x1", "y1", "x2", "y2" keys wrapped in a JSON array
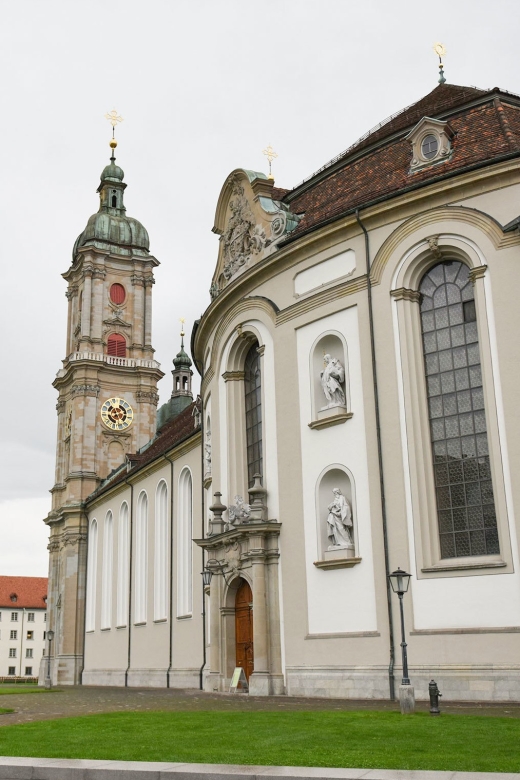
[
  {"x1": 355, "y1": 209, "x2": 396, "y2": 701},
  {"x1": 164, "y1": 453, "x2": 175, "y2": 688},
  {"x1": 124, "y1": 478, "x2": 134, "y2": 688},
  {"x1": 198, "y1": 370, "x2": 207, "y2": 690}
]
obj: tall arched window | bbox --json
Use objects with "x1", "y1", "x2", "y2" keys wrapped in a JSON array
[
  {"x1": 116, "y1": 502, "x2": 129, "y2": 627},
  {"x1": 86, "y1": 518, "x2": 98, "y2": 632},
  {"x1": 107, "y1": 333, "x2": 126, "y2": 357},
  {"x1": 244, "y1": 342, "x2": 263, "y2": 487},
  {"x1": 154, "y1": 481, "x2": 168, "y2": 621},
  {"x1": 177, "y1": 468, "x2": 193, "y2": 617},
  {"x1": 419, "y1": 260, "x2": 499, "y2": 558},
  {"x1": 101, "y1": 511, "x2": 113, "y2": 630},
  {"x1": 135, "y1": 491, "x2": 148, "y2": 623}
]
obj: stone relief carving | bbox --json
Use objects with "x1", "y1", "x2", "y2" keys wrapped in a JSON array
[
  {"x1": 326, "y1": 488, "x2": 354, "y2": 550},
  {"x1": 427, "y1": 235, "x2": 443, "y2": 260},
  {"x1": 320, "y1": 354, "x2": 346, "y2": 409},
  {"x1": 222, "y1": 178, "x2": 266, "y2": 281},
  {"x1": 204, "y1": 429, "x2": 212, "y2": 475},
  {"x1": 225, "y1": 542, "x2": 242, "y2": 576},
  {"x1": 228, "y1": 495, "x2": 251, "y2": 525},
  {"x1": 71, "y1": 384, "x2": 100, "y2": 398}
]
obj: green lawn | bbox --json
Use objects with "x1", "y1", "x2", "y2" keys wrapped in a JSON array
[
  {"x1": 0, "y1": 710, "x2": 519, "y2": 771},
  {"x1": 0, "y1": 686, "x2": 57, "y2": 696}
]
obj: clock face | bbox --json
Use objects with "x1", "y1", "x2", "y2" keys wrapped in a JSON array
[{"x1": 101, "y1": 397, "x2": 134, "y2": 431}]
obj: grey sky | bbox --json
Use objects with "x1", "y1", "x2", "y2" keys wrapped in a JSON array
[{"x1": 0, "y1": 0, "x2": 519, "y2": 576}]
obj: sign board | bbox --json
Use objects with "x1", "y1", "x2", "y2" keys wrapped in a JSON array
[{"x1": 230, "y1": 667, "x2": 249, "y2": 693}]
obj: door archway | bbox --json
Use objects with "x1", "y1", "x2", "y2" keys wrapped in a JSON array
[{"x1": 235, "y1": 578, "x2": 253, "y2": 681}]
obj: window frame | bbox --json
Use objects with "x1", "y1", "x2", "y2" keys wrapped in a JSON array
[{"x1": 391, "y1": 239, "x2": 512, "y2": 577}]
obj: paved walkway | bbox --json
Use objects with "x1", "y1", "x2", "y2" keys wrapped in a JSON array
[
  {"x1": 0, "y1": 686, "x2": 519, "y2": 726},
  {"x1": 0, "y1": 758, "x2": 518, "y2": 780}
]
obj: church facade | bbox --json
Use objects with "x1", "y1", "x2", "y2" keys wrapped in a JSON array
[{"x1": 44, "y1": 82, "x2": 520, "y2": 700}]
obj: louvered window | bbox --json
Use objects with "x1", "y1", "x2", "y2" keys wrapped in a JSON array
[
  {"x1": 107, "y1": 334, "x2": 126, "y2": 357},
  {"x1": 110, "y1": 283, "x2": 126, "y2": 305}
]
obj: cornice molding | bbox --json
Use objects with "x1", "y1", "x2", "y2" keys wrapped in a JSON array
[{"x1": 390, "y1": 287, "x2": 421, "y2": 302}]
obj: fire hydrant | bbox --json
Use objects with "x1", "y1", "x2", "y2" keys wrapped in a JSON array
[{"x1": 429, "y1": 679, "x2": 442, "y2": 715}]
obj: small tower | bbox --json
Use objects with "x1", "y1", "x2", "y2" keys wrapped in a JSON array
[
  {"x1": 43, "y1": 120, "x2": 164, "y2": 686},
  {"x1": 157, "y1": 322, "x2": 194, "y2": 429}
]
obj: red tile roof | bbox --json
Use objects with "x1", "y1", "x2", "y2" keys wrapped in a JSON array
[
  {"x1": 0, "y1": 576, "x2": 47, "y2": 609},
  {"x1": 281, "y1": 84, "x2": 520, "y2": 240}
]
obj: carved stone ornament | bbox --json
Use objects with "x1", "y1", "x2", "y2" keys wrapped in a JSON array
[
  {"x1": 228, "y1": 495, "x2": 251, "y2": 526},
  {"x1": 204, "y1": 429, "x2": 212, "y2": 475},
  {"x1": 222, "y1": 178, "x2": 266, "y2": 281},
  {"x1": 225, "y1": 542, "x2": 242, "y2": 576},
  {"x1": 427, "y1": 235, "x2": 443, "y2": 260},
  {"x1": 71, "y1": 384, "x2": 100, "y2": 398}
]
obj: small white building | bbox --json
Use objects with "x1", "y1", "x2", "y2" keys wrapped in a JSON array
[{"x1": 0, "y1": 577, "x2": 47, "y2": 680}]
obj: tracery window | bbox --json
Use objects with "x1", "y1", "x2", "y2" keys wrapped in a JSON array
[
  {"x1": 244, "y1": 343, "x2": 263, "y2": 487},
  {"x1": 419, "y1": 260, "x2": 499, "y2": 558}
]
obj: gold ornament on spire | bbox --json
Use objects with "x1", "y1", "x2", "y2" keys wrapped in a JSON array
[
  {"x1": 105, "y1": 109, "x2": 123, "y2": 150},
  {"x1": 180, "y1": 316, "x2": 185, "y2": 337},
  {"x1": 262, "y1": 143, "x2": 278, "y2": 180},
  {"x1": 433, "y1": 43, "x2": 447, "y2": 84}
]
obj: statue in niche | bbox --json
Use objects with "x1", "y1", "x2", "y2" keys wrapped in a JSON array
[
  {"x1": 326, "y1": 488, "x2": 354, "y2": 549},
  {"x1": 204, "y1": 430, "x2": 212, "y2": 474},
  {"x1": 320, "y1": 354, "x2": 346, "y2": 408},
  {"x1": 228, "y1": 495, "x2": 251, "y2": 525}
]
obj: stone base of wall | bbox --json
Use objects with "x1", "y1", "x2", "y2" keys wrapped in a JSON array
[
  {"x1": 286, "y1": 665, "x2": 520, "y2": 702},
  {"x1": 81, "y1": 668, "x2": 200, "y2": 689}
]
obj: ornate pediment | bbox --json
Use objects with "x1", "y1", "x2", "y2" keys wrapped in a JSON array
[{"x1": 210, "y1": 169, "x2": 301, "y2": 299}]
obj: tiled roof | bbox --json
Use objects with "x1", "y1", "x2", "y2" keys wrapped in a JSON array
[
  {"x1": 282, "y1": 85, "x2": 520, "y2": 240},
  {"x1": 88, "y1": 401, "x2": 201, "y2": 501},
  {"x1": 0, "y1": 576, "x2": 47, "y2": 609}
]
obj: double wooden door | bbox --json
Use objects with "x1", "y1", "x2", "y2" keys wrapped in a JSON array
[{"x1": 235, "y1": 579, "x2": 254, "y2": 681}]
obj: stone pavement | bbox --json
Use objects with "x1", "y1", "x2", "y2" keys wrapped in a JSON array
[
  {"x1": 0, "y1": 686, "x2": 519, "y2": 726},
  {"x1": 0, "y1": 759, "x2": 518, "y2": 780}
]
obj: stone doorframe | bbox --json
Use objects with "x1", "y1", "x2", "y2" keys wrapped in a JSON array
[{"x1": 195, "y1": 521, "x2": 284, "y2": 696}]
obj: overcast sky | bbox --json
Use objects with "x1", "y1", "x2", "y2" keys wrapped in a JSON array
[{"x1": 0, "y1": 0, "x2": 519, "y2": 578}]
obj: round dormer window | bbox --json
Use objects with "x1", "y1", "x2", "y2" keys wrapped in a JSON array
[{"x1": 421, "y1": 134, "x2": 439, "y2": 160}]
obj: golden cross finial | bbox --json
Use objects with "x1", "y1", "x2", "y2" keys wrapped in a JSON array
[
  {"x1": 180, "y1": 317, "x2": 185, "y2": 338},
  {"x1": 262, "y1": 143, "x2": 278, "y2": 180},
  {"x1": 433, "y1": 43, "x2": 447, "y2": 84},
  {"x1": 105, "y1": 109, "x2": 123, "y2": 151}
]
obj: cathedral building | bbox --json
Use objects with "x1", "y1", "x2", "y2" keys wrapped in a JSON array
[{"x1": 44, "y1": 80, "x2": 520, "y2": 700}]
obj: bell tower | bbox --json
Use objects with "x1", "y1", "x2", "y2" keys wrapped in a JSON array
[{"x1": 43, "y1": 126, "x2": 164, "y2": 685}]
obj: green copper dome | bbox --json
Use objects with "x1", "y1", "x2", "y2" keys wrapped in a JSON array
[
  {"x1": 173, "y1": 343, "x2": 192, "y2": 370},
  {"x1": 73, "y1": 154, "x2": 149, "y2": 259}
]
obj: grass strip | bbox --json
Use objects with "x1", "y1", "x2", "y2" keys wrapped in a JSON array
[
  {"x1": 0, "y1": 687, "x2": 58, "y2": 696},
  {"x1": 0, "y1": 710, "x2": 519, "y2": 771}
]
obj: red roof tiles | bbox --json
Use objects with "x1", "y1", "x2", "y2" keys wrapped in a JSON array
[
  {"x1": 281, "y1": 84, "x2": 520, "y2": 240},
  {"x1": 0, "y1": 576, "x2": 47, "y2": 609}
]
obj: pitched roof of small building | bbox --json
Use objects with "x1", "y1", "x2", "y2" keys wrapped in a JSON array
[
  {"x1": 0, "y1": 576, "x2": 47, "y2": 609},
  {"x1": 280, "y1": 84, "x2": 520, "y2": 241}
]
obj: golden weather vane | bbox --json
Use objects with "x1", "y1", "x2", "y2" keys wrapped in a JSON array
[
  {"x1": 433, "y1": 43, "x2": 447, "y2": 85},
  {"x1": 262, "y1": 143, "x2": 278, "y2": 180}
]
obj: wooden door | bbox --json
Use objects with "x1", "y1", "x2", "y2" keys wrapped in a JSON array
[{"x1": 235, "y1": 579, "x2": 254, "y2": 681}]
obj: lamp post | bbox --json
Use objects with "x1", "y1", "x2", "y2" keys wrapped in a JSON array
[
  {"x1": 45, "y1": 630, "x2": 54, "y2": 690},
  {"x1": 202, "y1": 569, "x2": 212, "y2": 588},
  {"x1": 388, "y1": 568, "x2": 414, "y2": 713}
]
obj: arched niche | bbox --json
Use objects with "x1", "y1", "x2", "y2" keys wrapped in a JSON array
[
  {"x1": 310, "y1": 331, "x2": 351, "y2": 429},
  {"x1": 315, "y1": 465, "x2": 359, "y2": 567}
]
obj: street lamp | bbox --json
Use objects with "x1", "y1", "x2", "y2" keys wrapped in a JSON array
[
  {"x1": 202, "y1": 569, "x2": 212, "y2": 588},
  {"x1": 388, "y1": 568, "x2": 411, "y2": 684},
  {"x1": 45, "y1": 630, "x2": 55, "y2": 690}
]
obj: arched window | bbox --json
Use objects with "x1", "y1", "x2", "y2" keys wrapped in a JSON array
[
  {"x1": 101, "y1": 512, "x2": 113, "y2": 630},
  {"x1": 107, "y1": 333, "x2": 126, "y2": 357},
  {"x1": 177, "y1": 468, "x2": 193, "y2": 617},
  {"x1": 154, "y1": 481, "x2": 168, "y2": 621},
  {"x1": 244, "y1": 342, "x2": 262, "y2": 487},
  {"x1": 116, "y1": 502, "x2": 130, "y2": 627},
  {"x1": 419, "y1": 260, "x2": 499, "y2": 558},
  {"x1": 135, "y1": 491, "x2": 148, "y2": 623},
  {"x1": 85, "y1": 519, "x2": 98, "y2": 632}
]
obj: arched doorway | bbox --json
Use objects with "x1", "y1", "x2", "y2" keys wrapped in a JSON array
[{"x1": 235, "y1": 579, "x2": 254, "y2": 681}]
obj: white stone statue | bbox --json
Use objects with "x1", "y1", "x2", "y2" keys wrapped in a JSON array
[
  {"x1": 228, "y1": 495, "x2": 251, "y2": 525},
  {"x1": 320, "y1": 354, "x2": 346, "y2": 408},
  {"x1": 326, "y1": 488, "x2": 353, "y2": 549}
]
